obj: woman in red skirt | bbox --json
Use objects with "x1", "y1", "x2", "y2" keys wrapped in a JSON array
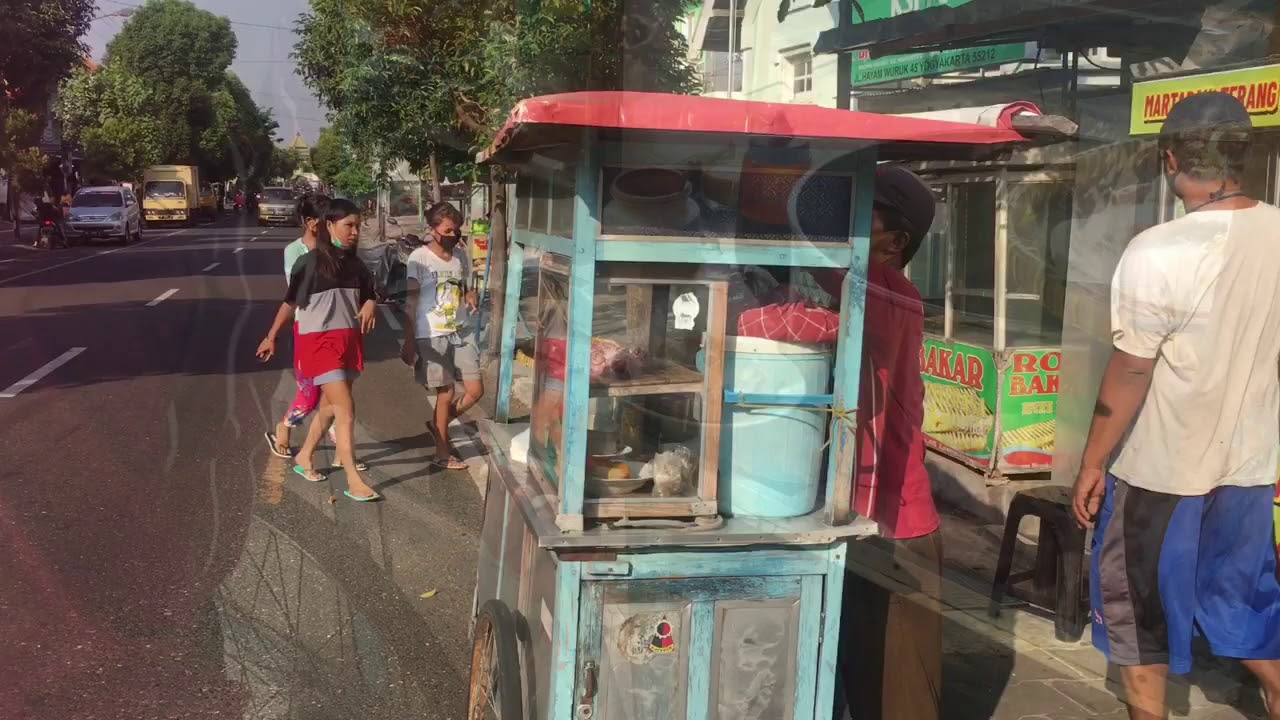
[{"x1": 257, "y1": 198, "x2": 380, "y2": 501}]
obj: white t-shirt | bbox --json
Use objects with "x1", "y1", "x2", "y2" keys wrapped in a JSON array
[
  {"x1": 1110, "y1": 202, "x2": 1280, "y2": 495},
  {"x1": 407, "y1": 244, "x2": 469, "y2": 338}
]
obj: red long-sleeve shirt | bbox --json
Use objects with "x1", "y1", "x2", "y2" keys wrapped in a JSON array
[{"x1": 818, "y1": 264, "x2": 939, "y2": 540}]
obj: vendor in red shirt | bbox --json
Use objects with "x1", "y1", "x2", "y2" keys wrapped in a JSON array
[{"x1": 816, "y1": 165, "x2": 942, "y2": 720}]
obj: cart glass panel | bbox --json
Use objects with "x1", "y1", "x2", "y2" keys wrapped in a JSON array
[
  {"x1": 575, "y1": 265, "x2": 721, "y2": 505},
  {"x1": 528, "y1": 253, "x2": 572, "y2": 489}
]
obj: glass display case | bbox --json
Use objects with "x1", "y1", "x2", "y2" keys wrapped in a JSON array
[{"x1": 524, "y1": 251, "x2": 729, "y2": 519}]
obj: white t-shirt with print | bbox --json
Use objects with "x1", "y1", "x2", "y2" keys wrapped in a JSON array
[
  {"x1": 407, "y1": 244, "x2": 469, "y2": 338},
  {"x1": 1110, "y1": 202, "x2": 1280, "y2": 495}
]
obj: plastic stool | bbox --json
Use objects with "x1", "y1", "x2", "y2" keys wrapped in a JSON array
[{"x1": 988, "y1": 485, "x2": 1087, "y2": 642}]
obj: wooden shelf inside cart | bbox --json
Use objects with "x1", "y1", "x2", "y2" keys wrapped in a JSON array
[{"x1": 589, "y1": 359, "x2": 703, "y2": 398}]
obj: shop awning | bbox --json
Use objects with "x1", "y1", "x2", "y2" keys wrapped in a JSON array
[
  {"x1": 813, "y1": 0, "x2": 1198, "y2": 57},
  {"x1": 478, "y1": 91, "x2": 1030, "y2": 165}
]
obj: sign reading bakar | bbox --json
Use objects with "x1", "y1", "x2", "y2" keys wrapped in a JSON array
[
  {"x1": 1131, "y1": 64, "x2": 1280, "y2": 134},
  {"x1": 852, "y1": 44, "x2": 1027, "y2": 87}
]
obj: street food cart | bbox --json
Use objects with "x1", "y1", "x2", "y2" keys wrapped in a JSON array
[
  {"x1": 468, "y1": 91, "x2": 1025, "y2": 720},
  {"x1": 904, "y1": 143, "x2": 1074, "y2": 477}
]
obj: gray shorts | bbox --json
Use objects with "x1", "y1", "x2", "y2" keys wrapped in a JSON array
[
  {"x1": 313, "y1": 368, "x2": 361, "y2": 386},
  {"x1": 415, "y1": 334, "x2": 481, "y2": 388}
]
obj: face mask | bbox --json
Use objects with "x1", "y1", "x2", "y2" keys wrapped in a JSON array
[{"x1": 437, "y1": 230, "x2": 460, "y2": 249}]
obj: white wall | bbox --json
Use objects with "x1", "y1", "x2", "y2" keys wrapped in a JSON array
[{"x1": 739, "y1": 0, "x2": 840, "y2": 106}]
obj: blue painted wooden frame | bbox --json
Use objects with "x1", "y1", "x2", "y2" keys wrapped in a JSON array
[
  {"x1": 513, "y1": 229, "x2": 575, "y2": 258},
  {"x1": 572, "y1": 568, "x2": 836, "y2": 720},
  {"x1": 495, "y1": 239, "x2": 525, "y2": 423},
  {"x1": 604, "y1": 547, "x2": 836, "y2": 580},
  {"x1": 723, "y1": 391, "x2": 835, "y2": 408},
  {"x1": 815, "y1": 542, "x2": 847, "y2": 718},
  {"x1": 825, "y1": 150, "x2": 876, "y2": 510},
  {"x1": 595, "y1": 238, "x2": 852, "y2": 268},
  {"x1": 557, "y1": 143, "x2": 600, "y2": 528},
  {"x1": 550, "y1": 560, "x2": 583, "y2": 719},
  {"x1": 686, "y1": 600, "x2": 715, "y2": 720},
  {"x1": 795, "y1": 574, "x2": 826, "y2": 719}
]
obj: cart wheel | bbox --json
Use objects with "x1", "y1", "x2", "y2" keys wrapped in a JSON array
[{"x1": 468, "y1": 600, "x2": 523, "y2": 720}]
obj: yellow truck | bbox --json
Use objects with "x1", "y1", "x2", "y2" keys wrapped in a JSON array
[{"x1": 142, "y1": 165, "x2": 202, "y2": 225}]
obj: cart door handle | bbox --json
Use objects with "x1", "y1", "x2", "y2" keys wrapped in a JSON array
[{"x1": 577, "y1": 661, "x2": 598, "y2": 719}]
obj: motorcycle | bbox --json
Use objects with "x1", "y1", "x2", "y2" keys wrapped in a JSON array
[
  {"x1": 354, "y1": 217, "x2": 425, "y2": 307},
  {"x1": 36, "y1": 219, "x2": 67, "y2": 249}
]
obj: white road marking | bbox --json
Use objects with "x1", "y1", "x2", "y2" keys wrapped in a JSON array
[
  {"x1": 1, "y1": 347, "x2": 87, "y2": 398},
  {"x1": 0, "y1": 228, "x2": 186, "y2": 287},
  {"x1": 233, "y1": 247, "x2": 244, "y2": 254},
  {"x1": 147, "y1": 288, "x2": 179, "y2": 306},
  {"x1": 202, "y1": 262, "x2": 220, "y2": 272},
  {"x1": 379, "y1": 306, "x2": 402, "y2": 332},
  {"x1": 259, "y1": 230, "x2": 268, "y2": 236}
]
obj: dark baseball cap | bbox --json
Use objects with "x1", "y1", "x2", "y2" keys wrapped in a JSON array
[
  {"x1": 874, "y1": 165, "x2": 936, "y2": 260},
  {"x1": 1160, "y1": 91, "x2": 1252, "y2": 141}
]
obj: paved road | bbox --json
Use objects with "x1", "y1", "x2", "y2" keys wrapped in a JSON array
[{"x1": 0, "y1": 215, "x2": 483, "y2": 719}]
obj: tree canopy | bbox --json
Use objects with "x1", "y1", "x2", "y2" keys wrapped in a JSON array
[
  {"x1": 55, "y1": 0, "x2": 278, "y2": 185},
  {"x1": 293, "y1": 0, "x2": 701, "y2": 175},
  {"x1": 3, "y1": 1, "x2": 96, "y2": 195}
]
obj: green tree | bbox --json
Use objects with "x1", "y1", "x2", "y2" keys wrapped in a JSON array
[
  {"x1": 267, "y1": 145, "x2": 299, "y2": 183},
  {"x1": 294, "y1": 0, "x2": 700, "y2": 356},
  {"x1": 55, "y1": 0, "x2": 279, "y2": 187},
  {"x1": 310, "y1": 127, "x2": 374, "y2": 198},
  {"x1": 3, "y1": 1, "x2": 95, "y2": 224},
  {"x1": 104, "y1": 0, "x2": 236, "y2": 88}
]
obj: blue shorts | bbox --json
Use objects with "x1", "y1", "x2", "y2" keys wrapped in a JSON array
[{"x1": 1091, "y1": 475, "x2": 1280, "y2": 674}]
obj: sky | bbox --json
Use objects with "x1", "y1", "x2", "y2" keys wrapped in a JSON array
[{"x1": 84, "y1": 0, "x2": 328, "y2": 145}]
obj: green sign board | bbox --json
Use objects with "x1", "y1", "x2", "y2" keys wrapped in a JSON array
[
  {"x1": 852, "y1": 44, "x2": 1028, "y2": 87},
  {"x1": 920, "y1": 338, "x2": 997, "y2": 468},
  {"x1": 854, "y1": 0, "x2": 973, "y2": 23},
  {"x1": 998, "y1": 348, "x2": 1060, "y2": 471},
  {"x1": 849, "y1": 0, "x2": 1026, "y2": 86}
]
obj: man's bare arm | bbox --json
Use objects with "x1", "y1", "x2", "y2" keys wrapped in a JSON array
[{"x1": 1072, "y1": 348, "x2": 1156, "y2": 525}]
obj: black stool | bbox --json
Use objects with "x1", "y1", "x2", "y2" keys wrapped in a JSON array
[{"x1": 988, "y1": 485, "x2": 1088, "y2": 642}]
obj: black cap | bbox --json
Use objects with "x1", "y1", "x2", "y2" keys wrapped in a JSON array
[
  {"x1": 874, "y1": 165, "x2": 935, "y2": 256},
  {"x1": 1160, "y1": 92, "x2": 1252, "y2": 141}
]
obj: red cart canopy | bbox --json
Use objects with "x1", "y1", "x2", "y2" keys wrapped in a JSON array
[{"x1": 479, "y1": 91, "x2": 1028, "y2": 164}]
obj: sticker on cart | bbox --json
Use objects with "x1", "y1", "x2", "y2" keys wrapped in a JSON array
[
  {"x1": 672, "y1": 293, "x2": 700, "y2": 330},
  {"x1": 648, "y1": 620, "x2": 676, "y2": 654}
]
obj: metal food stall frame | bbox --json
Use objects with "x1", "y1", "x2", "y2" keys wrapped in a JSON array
[{"x1": 906, "y1": 146, "x2": 1074, "y2": 477}]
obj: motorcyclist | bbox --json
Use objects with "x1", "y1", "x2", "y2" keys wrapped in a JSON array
[{"x1": 34, "y1": 196, "x2": 68, "y2": 248}]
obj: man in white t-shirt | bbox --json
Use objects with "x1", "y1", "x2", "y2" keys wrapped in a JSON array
[
  {"x1": 1074, "y1": 92, "x2": 1280, "y2": 719},
  {"x1": 400, "y1": 202, "x2": 481, "y2": 470}
]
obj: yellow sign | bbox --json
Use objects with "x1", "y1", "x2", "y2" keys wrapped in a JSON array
[{"x1": 1130, "y1": 64, "x2": 1280, "y2": 135}]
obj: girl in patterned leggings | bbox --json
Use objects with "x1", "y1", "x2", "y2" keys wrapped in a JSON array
[{"x1": 265, "y1": 196, "x2": 328, "y2": 458}]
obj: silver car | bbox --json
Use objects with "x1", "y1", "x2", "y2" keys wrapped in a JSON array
[
  {"x1": 67, "y1": 186, "x2": 143, "y2": 245},
  {"x1": 257, "y1": 187, "x2": 300, "y2": 226}
]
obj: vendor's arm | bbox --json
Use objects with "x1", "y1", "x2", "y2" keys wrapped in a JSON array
[{"x1": 1073, "y1": 241, "x2": 1172, "y2": 527}]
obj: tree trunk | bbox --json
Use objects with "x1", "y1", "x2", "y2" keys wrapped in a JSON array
[
  {"x1": 484, "y1": 175, "x2": 509, "y2": 363},
  {"x1": 428, "y1": 151, "x2": 443, "y2": 204}
]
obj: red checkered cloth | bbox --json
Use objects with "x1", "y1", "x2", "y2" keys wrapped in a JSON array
[{"x1": 736, "y1": 302, "x2": 841, "y2": 343}]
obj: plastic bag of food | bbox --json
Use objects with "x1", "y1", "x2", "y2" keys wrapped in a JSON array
[{"x1": 651, "y1": 446, "x2": 694, "y2": 498}]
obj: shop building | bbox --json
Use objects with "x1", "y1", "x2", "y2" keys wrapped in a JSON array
[{"x1": 810, "y1": 0, "x2": 1280, "y2": 493}]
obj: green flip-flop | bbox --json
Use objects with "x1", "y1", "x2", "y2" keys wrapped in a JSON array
[
  {"x1": 343, "y1": 490, "x2": 383, "y2": 502},
  {"x1": 293, "y1": 465, "x2": 325, "y2": 483}
]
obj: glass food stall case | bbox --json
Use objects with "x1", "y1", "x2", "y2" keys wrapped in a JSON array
[
  {"x1": 908, "y1": 164, "x2": 1072, "y2": 475},
  {"x1": 467, "y1": 91, "x2": 1027, "y2": 720}
]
